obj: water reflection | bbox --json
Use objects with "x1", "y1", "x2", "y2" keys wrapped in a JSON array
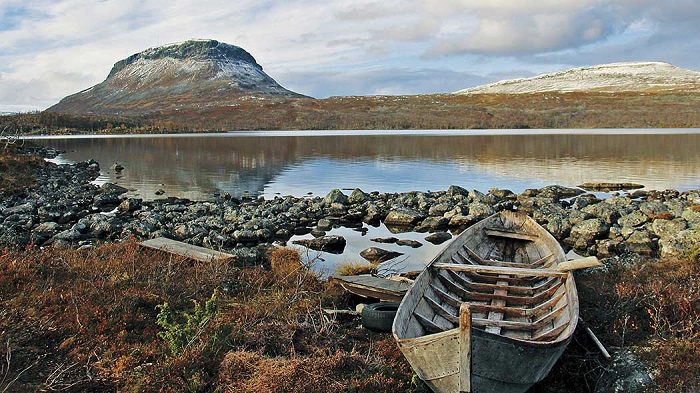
[{"x1": 37, "y1": 130, "x2": 700, "y2": 201}]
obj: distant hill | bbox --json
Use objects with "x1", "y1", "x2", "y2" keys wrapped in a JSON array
[
  {"x1": 455, "y1": 62, "x2": 700, "y2": 94},
  {"x1": 48, "y1": 39, "x2": 305, "y2": 115}
]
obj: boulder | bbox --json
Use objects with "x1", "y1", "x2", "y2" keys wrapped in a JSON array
[
  {"x1": 348, "y1": 188, "x2": 370, "y2": 204},
  {"x1": 396, "y1": 239, "x2": 422, "y2": 248},
  {"x1": 594, "y1": 349, "x2": 652, "y2": 393},
  {"x1": 416, "y1": 216, "x2": 449, "y2": 231},
  {"x1": 623, "y1": 230, "x2": 655, "y2": 255},
  {"x1": 425, "y1": 232, "x2": 452, "y2": 245},
  {"x1": 568, "y1": 218, "x2": 609, "y2": 249},
  {"x1": 384, "y1": 208, "x2": 426, "y2": 226},
  {"x1": 650, "y1": 218, "x2": 687, "y2": 239},
  {"x1": 537, "y1": 185, "x2": 585, "y2": 199},
  {"x1": 638, "y1": 200, "x2": 670, "y2": 219},
  {"x1": 370, "y1": 237, "x2": 398, "y2": 244},
  {"x1": 323, "y1": 189, "x2": 348, "y2": 206},
  {"x1": 293, "y1": 235, "x2": 346, "y2": 254},
  {"x1": 100, "y1": 182, "x2": 128, "y2": 194},
  {"x1": 658, "y1": 229, "x2": 700, "y2": 257},
  {"x1": 359, "y1": 247, "x2": 403, "y2": 263},
  {"x1": 468, "y1": 202, "x2": 495, "y2": 219},
  {"x1": 32, "y1": 221, "x2": 61, "y2": 238},
  {"x1": 618, "y1": 211, "x2": 649, "y2": 228},
  {"x1": 446, "y1": 185, "x2": 469, "y2": 197},
  {"x1": 582, "y1": 202, "x2": 621, "y2": 224}
]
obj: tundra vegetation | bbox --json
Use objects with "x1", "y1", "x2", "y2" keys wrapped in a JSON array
[
  {"x1": 1, "y1": 143, "x2": 699, "y2": 392},
  {"x1": 4, "y1": 91, "x2": 700, "y2": 134}
]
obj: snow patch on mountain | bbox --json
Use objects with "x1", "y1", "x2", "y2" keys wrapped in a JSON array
[{"x1": 455, "y1": 62, "x2": 700, "y2": 94}]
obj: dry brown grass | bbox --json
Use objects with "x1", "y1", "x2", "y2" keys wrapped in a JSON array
[
  {"x1": 0, "y1": 148, "x2": 45, "y2": 194},
  {"x1": 0, "y1": 241, "x2": 418, "y2": 392},
  {"x1": 7, "y1": 90, "x2": 700, "y2": 134},
  {"x1": 335, "y1": 260, "x2": 377, "y2": 276},
  {"x1": 567, "y1": 248, "x2": 700, "y2": 392}
]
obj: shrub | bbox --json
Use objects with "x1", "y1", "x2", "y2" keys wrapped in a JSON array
[{"x1": 156, "y1": 290, "x2": 219, "y2": 356}]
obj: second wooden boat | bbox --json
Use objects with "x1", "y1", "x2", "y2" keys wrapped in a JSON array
[{"x1": 392, "y1": 210, "x2": 579, "y2": 393}]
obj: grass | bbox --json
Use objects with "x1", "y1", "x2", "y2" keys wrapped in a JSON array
[
  {"x1": 0, "y1": 241, "x2": 417, "y2": 392},
  {"x1": 1, "y1": 240, "x2": 698, "y2": 392},
  {"x1": 0, "y1": 148, "x2": 46, "y2": 194}
]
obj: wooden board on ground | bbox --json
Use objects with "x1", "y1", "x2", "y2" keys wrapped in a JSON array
[
  {"x1": 331, "y1": 274, "x2": 411, "y2": 302},
  {"x1": 140, "y1": 237, "x2": 235, "y2": 263}
]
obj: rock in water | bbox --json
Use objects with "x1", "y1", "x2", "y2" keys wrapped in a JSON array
[
  {"x1": 292, "y1": 235, "x2": 347, "y2": 254},
  {"x1": 360, "y1": 247, "x2": 404, "y2": 263}
]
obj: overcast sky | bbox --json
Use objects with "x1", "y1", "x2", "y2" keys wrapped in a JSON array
[{"x1": 2, "y1": 0, "x2": 700, "y2": 112}]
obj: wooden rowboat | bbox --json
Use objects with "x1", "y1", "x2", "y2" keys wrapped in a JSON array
[{"x1": 392, "y1": 210, "x2": 580, "y2": 393}]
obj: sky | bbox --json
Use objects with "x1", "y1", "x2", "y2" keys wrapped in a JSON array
[{"x1": 2, "y1": 0, "x2": 700, "y2": 112}]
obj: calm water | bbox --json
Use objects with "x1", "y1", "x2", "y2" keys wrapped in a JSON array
[{"x1": 31, "y1": 129, "x2": 700, "y2": 272}]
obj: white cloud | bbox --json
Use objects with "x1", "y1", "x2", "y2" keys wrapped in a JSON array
[{"x1": 1, "y1": 0, "x2": 700, "y2": 111}]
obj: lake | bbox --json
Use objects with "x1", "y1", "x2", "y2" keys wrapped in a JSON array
[{"x1": 31, "y1": 129, "x2": 700, "y2": 273}]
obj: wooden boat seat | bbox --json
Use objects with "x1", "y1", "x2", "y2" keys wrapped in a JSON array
[
  {"x1": 483, "y1": 228, "x2": 539, "y2": 242},
  {"x1": 458, "y1": 245, "x2": 556, "y2": 270}
]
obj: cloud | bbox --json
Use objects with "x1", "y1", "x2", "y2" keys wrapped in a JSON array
[
  {"x1": 1, "y1": 0, "x2": 700, "y2": 111},
  {"x1": 276, "y1": 67, "x2": 491, "y2": 98}
]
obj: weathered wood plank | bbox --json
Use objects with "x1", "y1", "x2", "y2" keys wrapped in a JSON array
[
  {"x1": 433, "y1": 263, "x2": 569, "y2": 278},
  {"x1": 459, "y1": 303, "x2": 472, "y2": 393},
  {"x1": 484, "y1": 228, "x2": 538, "y2": 242},
  {"x1": 331, "y1": 275, "x2": 411, "y2": 302},
  {"x1": 140, "y1": 237, "x2": 234, "y2": 263}
]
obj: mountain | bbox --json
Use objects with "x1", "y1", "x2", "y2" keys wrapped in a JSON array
[
  {"x1": 455, "y1": 62, "x2": 700, "y2": 95},
  {"x1": 48, "y1": 39, "x2": 305, "y2": 115}
]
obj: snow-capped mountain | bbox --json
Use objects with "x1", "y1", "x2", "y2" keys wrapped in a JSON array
[
  {"x1": 455, "y1": 62, "x2": 700, "y2": 94},
  {"x1": 49, "y1": 39, "x2": 304, "y2": 115}
]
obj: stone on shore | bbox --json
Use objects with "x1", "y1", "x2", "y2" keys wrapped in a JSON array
[
  {"x1": 293, "y1": 235, "x2": 347, "y2": 254},
  {"x1": 425, "y1": 232, "x2": 452, "y2": 245},
  {"x1": 384, "y1": 208, "x2": 426, "y2": 226},
  {"x1": 360, "y1": 247, "x2": 403, "y2": 263},
  {"x1": 323, "y1": 189, "x2": 348, "y2": 206}
]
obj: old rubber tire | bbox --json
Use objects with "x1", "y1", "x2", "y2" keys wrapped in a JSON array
[{"x1": 361, "y1": 302, "x2": 400, "y2": 332}]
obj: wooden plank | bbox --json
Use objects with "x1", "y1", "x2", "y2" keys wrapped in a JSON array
[
  {"x1": 484, "y1": 228, "x2": 538, "y2": 242},
  {"x1": 485, "y1": 276, "x2": 508, "y2": 335},
  {"x1": 141, "y1": 237, "x2": 235, "y2": 263},
  {"x1": 433, "y1": 263, "x2": 569, "y2": 278},
  {"x1": 331, "y1": 275, "x2": 411, "y2": 302},
  {"x1": 459, "y1": 303, "x2": 472, "y2": 393}
]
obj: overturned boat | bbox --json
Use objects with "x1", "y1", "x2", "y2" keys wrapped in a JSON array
[{"x1": 393, "y1": 210, "x2": 583, "y2": 393}]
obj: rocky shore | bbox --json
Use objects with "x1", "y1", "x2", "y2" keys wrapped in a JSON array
[{"x1": 2, "y1": 149, "x2": 700, "y2": 265}]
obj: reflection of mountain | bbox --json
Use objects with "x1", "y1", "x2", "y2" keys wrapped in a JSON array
[{"x1": 37, "y1": 132, "x2": 700, "y2": 200}]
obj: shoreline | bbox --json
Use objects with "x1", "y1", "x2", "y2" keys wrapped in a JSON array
[{"x1": 2, "y1": 146, "x2": 699, "y2": 266}]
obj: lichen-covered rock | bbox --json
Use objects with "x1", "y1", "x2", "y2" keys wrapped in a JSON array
[
  {"x1": 618, "y1": 210, "x2": 649, "y2": 228},
  {"x1": 384, "y1": 208, "x2": 426, "y2": 226},
  {"x1": 650, "y1": 218, "x2": 687, "y2": 239},
  {"x1": 623, "y1": 230, "x2": 656, "y2": 255},
  {"x1": 658, "y1": 229, "x2": 700, "y2": 257},
  {"x1": 348, "y1": 188, "x2": 370, "y2": 204},
  {"x1": 583, "y1": 202, "x2": 622, "y2": 224},
  {"x1": 468, "y1": 202, "x2": 495, "y2": 219},
  {"x1": 359, "y1": 247, "x2": 403, "y2": 263},
  {"x1": 323, "y1": 189, "x2": 348, "y2": 206},
  {"x1": 568, "y1": 218, "x2": 610, "y2": 250},
  {"x1": 537, "y1": 185, "x2": 584, "y2": 199}
]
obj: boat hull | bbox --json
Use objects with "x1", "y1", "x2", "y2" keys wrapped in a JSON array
[{"x1": 393, "y1": 211, "x2": 579, "y2": 393}]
